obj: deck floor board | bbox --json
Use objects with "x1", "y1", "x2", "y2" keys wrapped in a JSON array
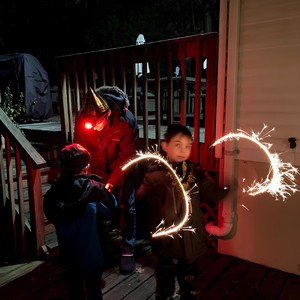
[{"x1": 1, "y1": 246, "x2": 300, "y2": 300}]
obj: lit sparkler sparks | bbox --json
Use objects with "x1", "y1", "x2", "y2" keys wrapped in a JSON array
[
  {"x1": 212, "y1": 125, "x2": 299, "y2": 201},
  {"x1": 122, "y1": 150, "x2": 191, "y2": 238}
]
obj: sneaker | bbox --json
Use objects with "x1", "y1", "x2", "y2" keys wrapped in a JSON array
[{"x1": 119, "y1": 247, "x2": 135, "y2": 275}]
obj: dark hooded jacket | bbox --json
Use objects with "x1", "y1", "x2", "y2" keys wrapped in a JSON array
[
  {"x1": 44, "y1": 174, "x2": 117, "y2": 274},
  {"x1": 135, "y1": 160, "x2": 228, "y2": 263}
]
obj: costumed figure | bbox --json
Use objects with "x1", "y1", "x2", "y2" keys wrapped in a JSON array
[{"x1": 74, "y1": 86, "x2": 139, "y2": 274}]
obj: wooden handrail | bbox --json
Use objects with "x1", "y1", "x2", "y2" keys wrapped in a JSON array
[{"x1": 0, "y1": 108, "x2": 47, "y2": 262}]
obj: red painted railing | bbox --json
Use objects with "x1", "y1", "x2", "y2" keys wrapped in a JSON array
[{"x1": 56, "y1": 33, "x2": 219, "y2": 171}]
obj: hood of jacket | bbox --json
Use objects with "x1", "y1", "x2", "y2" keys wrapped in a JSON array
[{"x1": 44, "y1": 174, "x2": 105, "y2": 223}]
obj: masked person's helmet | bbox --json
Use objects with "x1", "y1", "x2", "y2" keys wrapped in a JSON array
[
  {"x1": 82, "y1": 87, "x2": 111, "y2": 130},
  {"x1": 84, "y1": 87, "x2": 110, "y2": 116}
]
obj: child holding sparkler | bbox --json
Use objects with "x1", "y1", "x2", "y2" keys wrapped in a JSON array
[{"x1": 135, "y1": 124, "x2": 229, "y2": 300}]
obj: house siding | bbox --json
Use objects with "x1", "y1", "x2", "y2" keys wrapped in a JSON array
[
  {"x1": 238, "y1": 0, "x2": 300, "y2": 164},
  {"x1": 217, "y1": 0, "x2": 300, "y2": 275}
]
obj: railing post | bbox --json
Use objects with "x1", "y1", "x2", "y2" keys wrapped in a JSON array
[
  {"x1": 0, "y1": 108, "x2": 47, "y2": 262},
  {"x1": 26, "y1": 161, "x2": 45, "y2": 259}
]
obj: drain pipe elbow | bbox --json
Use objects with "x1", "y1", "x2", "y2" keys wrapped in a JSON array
[
  {"x1": 205, "y1": 218, "x2": 233, "y2": 237},
  {"x1": 205, "y1": 205, "x2": 235, "y2": 237}
]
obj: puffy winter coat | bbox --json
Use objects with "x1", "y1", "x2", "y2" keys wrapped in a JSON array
[
  {"x1": 44, "y1": 174, "x2": 117, "y2": 274},
  {"x1": 135, "y1": 160, "x2": 228, "y2": 263},
  {"x1": 74, "y1": 108, "x2": 139, "y2": 188}
]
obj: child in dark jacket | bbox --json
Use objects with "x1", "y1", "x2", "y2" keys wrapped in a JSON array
[
  {"x1": 44, "y1": 143, "x2": 117, "y2": 300},
  {"x1": 135, "y1": 124, "x2": 229, "y2": 300}
]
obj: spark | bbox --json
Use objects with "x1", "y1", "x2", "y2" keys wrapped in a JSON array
[
  {"x1": 122, "y1": 150, "x2": 191, "y2": 238},
  {"x1": 240, "y1": 204, "x2": 250, "y2": 211},
  {"x1": 212, "y1": 125, "x2": 299, "y2": 201}
]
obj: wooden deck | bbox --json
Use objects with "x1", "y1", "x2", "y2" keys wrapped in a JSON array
[{"x1": 1, "y1": 240, "x2": 300, "y2": 300}]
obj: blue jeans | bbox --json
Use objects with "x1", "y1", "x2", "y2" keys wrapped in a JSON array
[{"x1": 120, "y1": 188, "x2": 136, "y2": 248}]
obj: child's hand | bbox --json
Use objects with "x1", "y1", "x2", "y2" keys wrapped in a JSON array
[{"x1": 105, "y1": 183, "x2": 113, "y2": 192}]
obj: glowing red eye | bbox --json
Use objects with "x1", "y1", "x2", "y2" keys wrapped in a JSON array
[{"x1": 84, "y1": 122, "x2": 93, "y2": 130}]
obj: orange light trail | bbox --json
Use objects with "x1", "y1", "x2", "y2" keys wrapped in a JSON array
[{"x1": 122, "y1": 151, "x2": 192, "y2": 238}]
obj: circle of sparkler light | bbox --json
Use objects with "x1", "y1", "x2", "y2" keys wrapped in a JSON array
[
  {"x1": 212, "y1": 125, "x2": 299, "y2": 201},
  {"x1": 122, "y1": 151, "x2": 191, "y2": 238}
]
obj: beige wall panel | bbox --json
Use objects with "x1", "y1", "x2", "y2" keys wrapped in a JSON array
[
  {"x1": 241, "y1": 0, "x2": 300, "y2": 24},
  {"x1": 219, "y1": 160, "x2": 300, "y2": 275},
  {"x1": 238, "y1": 3, "x2": 300, "y2": 161},
  {"x1": 218, "y1": 0, "x2": 300, "y2": 275}
]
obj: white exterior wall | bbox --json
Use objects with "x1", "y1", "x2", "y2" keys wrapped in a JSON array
[{"x1": 216, "y1": 0, "x2": 300, "y2": 275}]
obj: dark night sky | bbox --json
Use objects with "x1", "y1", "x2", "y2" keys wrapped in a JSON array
[{"x1": 0, "y1": 1, "x2": 219, "y2": 84}]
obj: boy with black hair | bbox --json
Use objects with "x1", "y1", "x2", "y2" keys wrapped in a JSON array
[
  {"x1": 44, "y1": 143, "x2": 117, "y2": 300},
  {"x1": 136, "y1": 124, "x2": 230, "y2": 300}
]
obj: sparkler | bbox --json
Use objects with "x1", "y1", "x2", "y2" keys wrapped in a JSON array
[
  {"x1": 122, "y1": 150, "x2": 191, "y2": 238},
  {"x1": 212, "y1": 125, "x2": 299, "y2": 201}
]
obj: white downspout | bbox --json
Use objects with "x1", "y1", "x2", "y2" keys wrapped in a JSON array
[
  {"x1": 205, "y1": 158, "x2": 235, "y2": 236},
  {"x1": 205, "y1": 0, "x2": 240, "y2": 237}
]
